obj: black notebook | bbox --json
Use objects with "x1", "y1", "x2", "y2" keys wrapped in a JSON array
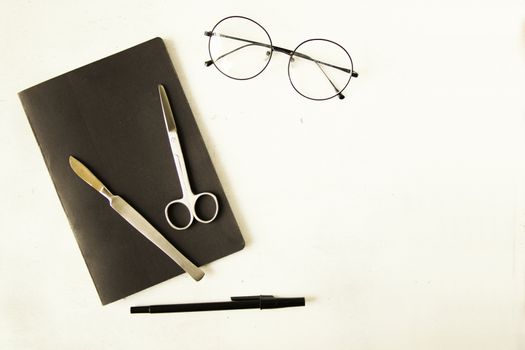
[{"x1": 18, "y1": 38, "x2": 245, "y2": 305}]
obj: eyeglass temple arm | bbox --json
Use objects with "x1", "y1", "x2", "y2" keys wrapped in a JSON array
[
  {"x1": 204, "y1": 31, "x2": 359, "y2": 78},
  {"x1": 209, "y1": 43, "x2": 260, "y2": 66},
  {"x1": 269, "y1": 45, "x2": 347, "y2": 99},
  {"x1": 204, "y1": 32, "x2": 271, "y2": 65},
  {"x1": 273, "y1": 44, "x2": 346, "y2": 99},
  {"x1": 303, "y1": 59, "x2": 344, "y2": 99}
]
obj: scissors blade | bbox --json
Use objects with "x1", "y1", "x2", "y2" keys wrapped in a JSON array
[{"x1": 158, "y1": 84, "x2": 177, "y2": 133}]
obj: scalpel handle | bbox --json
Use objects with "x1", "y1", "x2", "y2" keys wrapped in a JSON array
[
  {"x1": 111, "y1": 196, "x2": 205, "y2": 281},
  {"x1": 69, "y1": 156, "x2": 204, "y2": 281}
]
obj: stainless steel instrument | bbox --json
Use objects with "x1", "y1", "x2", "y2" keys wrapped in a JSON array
[
  {"x1": 69, "y1": 156, "x2": 205, "y2": 281},
  {"x1": 158, "y1": 84, "x2": 219, "y2": 230}
]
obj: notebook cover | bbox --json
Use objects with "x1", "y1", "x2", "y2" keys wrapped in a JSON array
[{"x1": 18, "y1": 38, "x2": 245, "y2": 305}]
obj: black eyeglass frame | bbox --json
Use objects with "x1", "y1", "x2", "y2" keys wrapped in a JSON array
[{"x1": 204, "y1": 15, "x2": 358, "y2": 101}]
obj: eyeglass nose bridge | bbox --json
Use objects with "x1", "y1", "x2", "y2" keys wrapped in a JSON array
[{"x1": 272, "y1": 45, "x2": 293, "y2": 56}]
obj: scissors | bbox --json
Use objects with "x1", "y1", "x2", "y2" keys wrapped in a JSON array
[{"x1": 158, "y1": 84, "x2": 219, "y2": 230}]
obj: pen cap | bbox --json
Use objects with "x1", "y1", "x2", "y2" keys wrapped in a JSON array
[{"x1": 260, "y1": 296, "x2": 305, "y2": 309}]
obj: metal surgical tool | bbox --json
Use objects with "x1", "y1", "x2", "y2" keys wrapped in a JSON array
[{"x1": 158, "y1": 85, "x2": 219, "y2": 230}]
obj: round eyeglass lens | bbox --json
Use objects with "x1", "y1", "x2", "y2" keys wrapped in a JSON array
[
  {"x1": 208, "y1": 16, "x2": 273, "y2": 80},
  {"x1": 288, "y1": 39, "x2": 354, "y2": 100}
]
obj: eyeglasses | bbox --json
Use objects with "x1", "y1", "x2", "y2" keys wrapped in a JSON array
[{"x1": 204, "y1": 16, "x2": 359, "y2": 101}]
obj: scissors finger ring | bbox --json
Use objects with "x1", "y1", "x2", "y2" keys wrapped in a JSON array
[{"x1": 164, "y1": 192, "x2": 219, "y2": 230}]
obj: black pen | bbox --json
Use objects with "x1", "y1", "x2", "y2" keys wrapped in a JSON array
[{"x1": 130, "y1": 295, "x2": 305, "y2": 314}]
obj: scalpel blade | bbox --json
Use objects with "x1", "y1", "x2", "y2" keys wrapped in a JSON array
[{"x1": 69, "y1": 156, "x2": 204, "y2": 281}]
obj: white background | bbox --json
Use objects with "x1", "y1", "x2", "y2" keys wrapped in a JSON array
[{"x1": 1, "y1": 0, "x2": 525, "y2": 349}]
